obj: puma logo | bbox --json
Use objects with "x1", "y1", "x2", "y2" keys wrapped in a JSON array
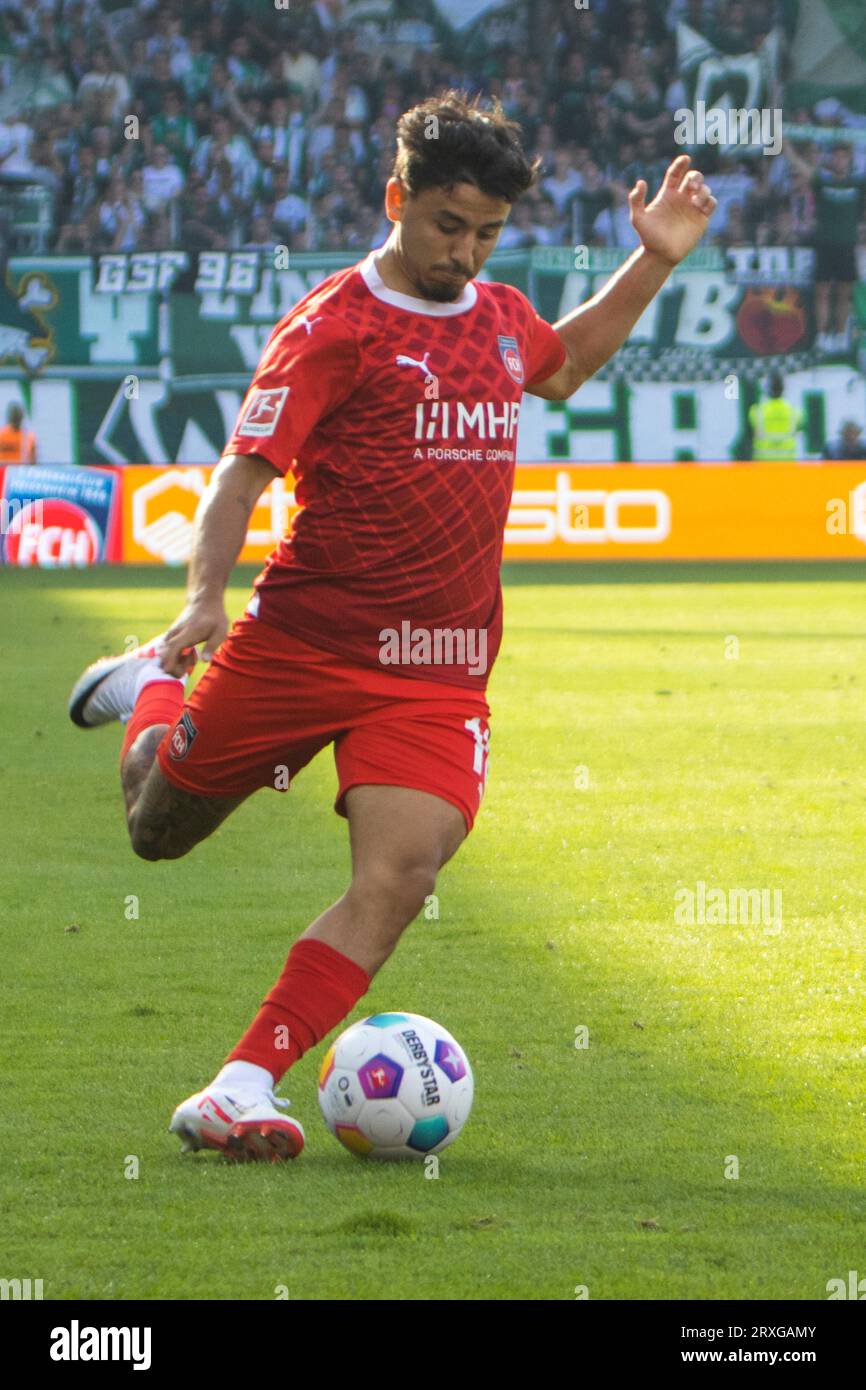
[{"x1": 395, "y1": 350, "x2": 432, "y2": 374}]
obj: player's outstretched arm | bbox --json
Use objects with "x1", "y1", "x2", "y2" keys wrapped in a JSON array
[
  {"x1": 159, "y1": 451, "x2": 279, "y2": 677},
  {"x1": 527, "y1": 154, "x2": 717, "y2": 401}
]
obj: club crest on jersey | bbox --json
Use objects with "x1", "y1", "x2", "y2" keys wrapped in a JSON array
[
  {"x1": 497, "y1": 335, "x2": 524, "y2": 384},
  {"x1": 168, "y1": 711, "x2": 198, "y2": 761},
  {"x1": 237, "y1": 385, "x2": 289, "y2": 437}
]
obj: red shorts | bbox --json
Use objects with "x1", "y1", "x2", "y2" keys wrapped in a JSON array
[{"x1": 155, "y1": 614, "x2": 492, "y2": 832}]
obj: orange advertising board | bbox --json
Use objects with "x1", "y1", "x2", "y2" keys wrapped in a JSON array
[
  {"x1": 503, "y1": 464, "x2": 866, "y2": 560},
  {"x1": 120, "y1": 463, "x2": 866, "y2": 565},
  {"x1": 121, "y1": 465, "x2": 299, "y2": 565}
]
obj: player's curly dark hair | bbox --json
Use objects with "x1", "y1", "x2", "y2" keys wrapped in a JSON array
[{"x1": 392, "y1": 89, "x2": 540, "y2": 203}]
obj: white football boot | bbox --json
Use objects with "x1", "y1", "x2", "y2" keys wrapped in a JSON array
[
  {"x1": 169, "y1": 1085, "x2": 305, "y2": 1162},
  {"x1": 68, "y1": 633, "x2": 194, "y2": 729}
]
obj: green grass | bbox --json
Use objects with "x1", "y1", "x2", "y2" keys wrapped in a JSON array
[{"x1": 1, "y1": 561, "x2": 865, "y2": 1300}]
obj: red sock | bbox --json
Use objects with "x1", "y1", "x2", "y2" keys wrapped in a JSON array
[
  {"x1": 227, "y1": 938, "x2": 371, "y2": 1083},
  {"x1": 120, "y1": 680, "x2": 185, "y2": 762}
]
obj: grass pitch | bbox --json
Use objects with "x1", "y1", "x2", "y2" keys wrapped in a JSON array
[{"x1": 1, "y1": 561, "x2": 864, "y2": 1300}]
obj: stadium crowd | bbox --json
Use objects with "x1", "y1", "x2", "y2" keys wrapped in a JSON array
[{"x1": 0, "y1": 0, "x2": 864, "y2": 264}]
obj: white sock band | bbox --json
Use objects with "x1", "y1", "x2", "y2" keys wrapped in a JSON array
[
  {"x1": 212, "y1": 1060, "x2": 276, "y2": 1093},
  {"x1": 132, "y1": 659, "x2": 186, "y2": 705}
]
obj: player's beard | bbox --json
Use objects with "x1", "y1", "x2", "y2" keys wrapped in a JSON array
[
  {"x1": 419, "y1": 276, "x2": 465, "y2": 303},
  {"x1": 401, "y1": 248, "x2": 468, "y2": 302}
]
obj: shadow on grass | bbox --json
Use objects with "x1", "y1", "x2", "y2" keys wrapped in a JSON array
[
  {"x1": 6, "y1": 560, "x2": 866, "y2": 595},
  {"x1": 501, "y1": 560, "x2": 866, "y2": 587}
]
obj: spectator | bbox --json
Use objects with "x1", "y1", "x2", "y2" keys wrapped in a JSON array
[
  {"x1": 593, "y1": 182, "x2": 641, "y2": 249},
  {"x1": 823, "y1": 420, "x2": 865, "y2": 460},
  {"x1": 530, "y1": 123, "x2": 558, "y2": 180},
  {"x1": 0, "y1": 114, "x2": 34, "y2": 176},
  {"x1": 32, "y1": 8, "x2": 62, "y2": 62},
  {"x1": 749, "y1": 372, "x2": 805, "y2": 461},
  {"x1": 208, "y1": 157, "x2": 245, "y2": 243},
  {"x1": 568, "y1": 160, "x2": 618, "y2": 245},
  {"x1": 33, "y1": 54, "x2": 75, "y2": 109},
  {"x1": 610, "y1": 43, "x2": 645, "y2": 110},
  {"x1": 97, "y1": 174, "x2": 145, "y2": 251},
  {"x1": 308, "y1": 146, "x2": 340, "y2": 202},
  {"x1": 0, "y1": 403, "x2": 37, "y2": 464},
  {"x1": 27, "y1": 133, "x2": 64, "y2": 196},
  {"x1": 623, "y1": 134, "x2": 668, "y2": 201},
  {"x1": 307, "y1": 96, "x2": 346, "y2": 173},
  {"x1": 718, "y1": 203, "x2": 749, "y2": 250},
  {"x1": 192, "y1": 112, "x2": 254, "y2": 191},
  {"x1": 620, "y1": 72, "x2": 669, "y2": 143},
  {"x1": 127, "y1": 38, "x2": 152, "y2": 94},
  {"x1": 47, "y1": 102, "x2": 79, "y2": 166},
  {"x1": 250, "y1": 138, "x2": 278, "y2": 200},
  {"x1": 705, "y1": 155, "x2": 758, "y2": 238},
  {"x1": 54, "y1": 217, "x2": 91, "y2": 252},
  {"x1": 709, "y1": 0, "x2": 750, "y2": 53},
  {"x1": 68, "y1": 145, "x2": 100, "y2": 223},
  {"x1": 270, "y1": 168, "x2": 308, "y2": 239},
  {"x1": 177, "y1": 29, "x2": 213, "y2": 104},
  {"x1": 280, "y1": 36, "x2": 322, "y2": 110},
  {"x1": 180, "y1": 181, "x2": 228, "y2": 252},
  {"x1": 243, "y1": 213, "x2": 275, "y2": 251},
  {"x1": 543, "y1": 150, "x2": 584, "y2": 216},
  {"x1": 141, "y1": 144, "x2": 184, "y2": 213},
  {"x1": 89, "y1": 127, "x2": 116, "y2": 183},
  {"x1": 586, "y1": 103, "x2": 621, "y2": 175},
  {"x1": 76, "y1": 47, "x2": 130, "y2": 123},
  {"x1": 151, "y1": 90, "x2": 196, "y2": 171},
  {"x1": 786, "y1": 141, "x2": 866, "y2": 352},
  {"x1": 65, "y1": 34, "x2": 92, "y2": 90},
  {"x1": 136, "y1": 50, "x2": 178, "y2": 121},
  {"x1": 529, "y1": 196, "x2": 566, "y2": 247},
  {"x1": 227, "y1": 35, "x2": 263, "y2": 92},
  {"x1": 497, "y1": 200, "x2": 537, "y2": 250},
  {"x1": 774, "y1": 209, "x2": 799, "y2": 248}
]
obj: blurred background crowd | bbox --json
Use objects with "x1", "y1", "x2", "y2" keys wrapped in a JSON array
[{"x1": 0, "y1": 0, "x2": 864, "y2": 260}]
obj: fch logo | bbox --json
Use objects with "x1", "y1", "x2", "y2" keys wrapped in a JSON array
[
  {"x1": 168, "y1": 711, "x2": 198, "y2": 761},
  {"x1": 3, "y1": 499, "x2": 101, "y2": 567},
  {"x1": 497, "y1": 334, "x2": 524, "y2": 385}
]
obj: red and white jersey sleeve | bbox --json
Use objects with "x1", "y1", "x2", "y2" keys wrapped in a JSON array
[
  {"x1": 223, "y1": 314, "x2": 359, "y2": 476},
  {"x1": 522, "y1": 299, "x2": 568, "y2": 388}
]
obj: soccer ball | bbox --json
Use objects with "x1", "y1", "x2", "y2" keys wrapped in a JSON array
[{"x1": 317, "y1": 1012, "x2": 474, "y2": 1160}]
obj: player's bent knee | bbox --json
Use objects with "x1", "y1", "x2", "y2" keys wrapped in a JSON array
[
  {"x1": 351, "y1": 860, "x2": 438, "y2": 924},
  {"x1": 128, "y1": 818, "x2": 195, "y2": 862},
  {"x1": 127, "y1": 775, "x2": 245, "y2": 861}
]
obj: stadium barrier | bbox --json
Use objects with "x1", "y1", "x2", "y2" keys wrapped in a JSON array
[
  {"x1": 2, "y1": 463, "x2": 866, "y2": 567},
  {"x1": 1, "y1": 249, "x2": 863, "y2": 466}
]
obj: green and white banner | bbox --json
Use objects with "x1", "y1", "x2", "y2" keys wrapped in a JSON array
[{"x1": 0, "y1": 247, "x2": 862, "y2": 465}]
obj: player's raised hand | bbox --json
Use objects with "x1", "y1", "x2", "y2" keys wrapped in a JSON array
[
  {"x1": 159, "y1": 599, "x2": 229, "y2": 676},
  {"x1": 628, "y1": 153, "x2": 717, "y2": 268}
]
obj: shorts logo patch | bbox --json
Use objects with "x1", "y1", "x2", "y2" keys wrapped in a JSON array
[
  {"x1": 237, "y1": 386, "x2": 289, "y2": 437},
  {"x1": 497, "y1": 334, "x2": 524, "y2": 385},
  {"x1": 169, "y1": 710, "x2": 198, "y2": 761}
]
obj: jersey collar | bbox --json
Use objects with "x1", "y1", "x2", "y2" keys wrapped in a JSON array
[{"x1": 359, "y1": 251, "x2": 478, "y2": 316}]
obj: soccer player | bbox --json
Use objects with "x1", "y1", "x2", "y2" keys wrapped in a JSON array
[{"x1": 69, "y1": 93, "x2": 716, "y2": 1162}]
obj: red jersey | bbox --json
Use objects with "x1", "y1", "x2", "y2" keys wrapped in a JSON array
[{"x1": 223, "y1": 250, "x2": 566, "y2": 689}]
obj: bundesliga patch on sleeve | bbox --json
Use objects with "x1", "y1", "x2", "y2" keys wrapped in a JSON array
[{"x1": 237, "y1": 386, "x2": 289, "y2": 437}]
